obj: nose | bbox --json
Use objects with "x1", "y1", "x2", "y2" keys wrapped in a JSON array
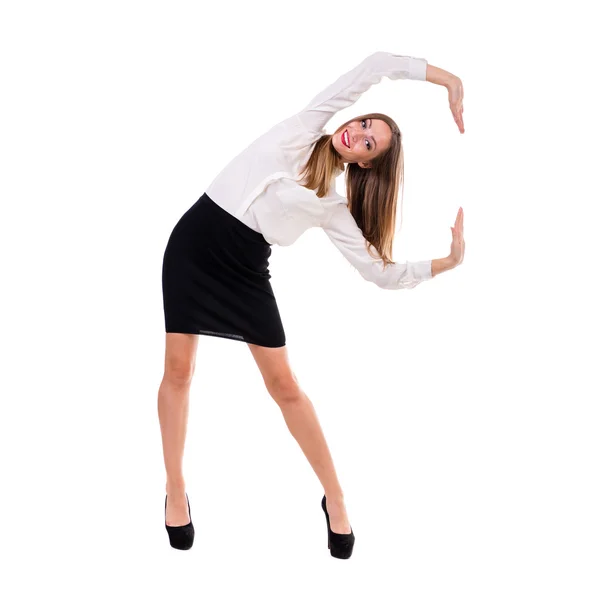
[
  {"x1": 356, "y1": 122, "x2": 370, "y2": 137},
  {"x1": 352, "y1": 129, "x2": 368, "y2": 146}
]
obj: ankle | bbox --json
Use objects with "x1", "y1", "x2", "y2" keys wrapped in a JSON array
[
  {"x1": 166, "y1": 479, "x2": 186, "y2": 494},
  {"x1": 325, "y1": 491, "x2": 345, "y2": 505}
]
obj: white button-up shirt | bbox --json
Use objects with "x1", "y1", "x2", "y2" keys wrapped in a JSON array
[{"x1": 205, "y1": 51, "x2": 433, "y2": 290}]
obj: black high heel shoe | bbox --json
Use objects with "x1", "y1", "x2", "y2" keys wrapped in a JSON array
[
  {"x1": 165, "y1": 493, "x2": 195, "y2": 550},
  {"x1": 321, "y1": 495, "x2": 355, "y2": 559}
]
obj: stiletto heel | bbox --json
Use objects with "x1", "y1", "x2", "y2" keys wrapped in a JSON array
[
  {"x1": 321, "y1": 495, "x2": 355, "y2": 559},
  {"x1": 165, "y1": 493, "x2": 195, "y2": 550}
]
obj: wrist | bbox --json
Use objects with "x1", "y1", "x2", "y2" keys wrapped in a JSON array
[
  {"x1": 431, "y1": 256, "x2": 456, "y2": 277},
  {"x1": 426, "y1": 64, "x2": 457, "y2": 88}
]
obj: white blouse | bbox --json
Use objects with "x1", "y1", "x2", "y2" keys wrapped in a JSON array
[{"x1": 205, "y1": 51, "x2": 433, "y2": 290}]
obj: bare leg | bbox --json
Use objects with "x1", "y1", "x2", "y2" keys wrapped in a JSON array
[
  {"x1": 247, "y1": 343, "x2": 351, "y2": 534},
  {"x1": 158, "y1": 333, "x2": 199, "y2": 526}
]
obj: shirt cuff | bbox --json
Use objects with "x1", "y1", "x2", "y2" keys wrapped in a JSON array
[{"x1": 407, "y1": 57, "x2": 428, "y2": 81}]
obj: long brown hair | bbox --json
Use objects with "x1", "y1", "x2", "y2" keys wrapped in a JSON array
[{"x1": 297, "y1": 112, "x2": 404, "y2": 269}]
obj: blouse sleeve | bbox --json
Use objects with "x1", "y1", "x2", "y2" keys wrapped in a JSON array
[
  {"x1": 321, "y1": 202, "x2": 433, "y2": 290},
  {"x1": 297, "y1": 51, "x2": 428, "y2": 133}
]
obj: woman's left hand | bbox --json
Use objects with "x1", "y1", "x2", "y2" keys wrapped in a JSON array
[{"x1": 447, "y1": 76, "x2": 465, "y2": 133}]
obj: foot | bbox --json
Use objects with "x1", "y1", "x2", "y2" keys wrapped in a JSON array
[
  {"x1": 165, "y1": 486, "x2": 190, "y2": 527},
  {"x1": 326, "y1": 496, "x2": 352, "y2": 534}
]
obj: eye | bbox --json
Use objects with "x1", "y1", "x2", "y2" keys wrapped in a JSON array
[{"x1": 361, "y1": 120, "x2": 372, "y2": 150}]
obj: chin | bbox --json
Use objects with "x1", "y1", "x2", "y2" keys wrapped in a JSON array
[{"x1": 333, "y1": 142, "x2": 346, "y2": 160}]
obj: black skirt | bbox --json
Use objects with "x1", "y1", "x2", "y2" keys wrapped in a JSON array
[{"x1": 161, "y1": 193, "x2": 286, "y2": 348}]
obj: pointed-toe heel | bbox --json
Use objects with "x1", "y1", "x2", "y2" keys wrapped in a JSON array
[
  {"x1": 165, "y1": 493, "x2": 195, "y2": 550},
  {"x1": 321, "y1": 495, "x2": 355, "y2": 559}
]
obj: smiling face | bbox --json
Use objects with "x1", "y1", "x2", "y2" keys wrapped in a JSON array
[{"x1": 332, "y1": 118, "x2": 393, "y2": 168}]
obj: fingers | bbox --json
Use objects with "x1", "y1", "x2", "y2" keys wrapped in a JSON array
[
  {"x1": 453, "y1": 108, "x2": 465, "y2": 133},
  {"x1": 455, "y1": 207, "x2": 463, "y2": 225},
  {"x1": 453, "y1": 208, "x2": 464, "y2": 236},
  {"x1": 452, "y1": 96, "x2": 465, "y2": 132}
]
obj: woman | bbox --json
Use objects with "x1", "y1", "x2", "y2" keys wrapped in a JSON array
[{"x1": 159, "y1": 50, "x2": 466, "y2": 558}]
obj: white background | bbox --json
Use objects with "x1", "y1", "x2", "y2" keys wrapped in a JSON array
[{"x1": 1, "y1": 0, "x2": 599, "y2": 598}]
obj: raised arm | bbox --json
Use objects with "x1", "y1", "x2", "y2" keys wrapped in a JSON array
[
  {"x1": 297, "y1": 51, "x2": 465, "y2": 134},
  {"x1": 321, "y1": 202, "x2": 434, "y2": 290},
  {"x1": 297, "y1": 51, "x2": 429, "y2": 133}
]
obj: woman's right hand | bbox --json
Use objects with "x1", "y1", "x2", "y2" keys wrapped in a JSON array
[{"x1": 449, "y1": 207, "x2": 465, "y2": 267}]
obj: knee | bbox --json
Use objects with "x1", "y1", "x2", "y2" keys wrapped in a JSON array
[
  {"x1": 267, "y1": 374, "x2": 303, "y2": 405},
  {"x1": 164, "y1": 359, "x2": 195, "y2": 386}
]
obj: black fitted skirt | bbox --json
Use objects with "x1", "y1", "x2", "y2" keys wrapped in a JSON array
[{"x1": 161, "y1": 193, "x2": 286, "y2": 347}]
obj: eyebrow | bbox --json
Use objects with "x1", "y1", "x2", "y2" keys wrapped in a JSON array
[{"x1": 369, "y1": 119, "x2": 377, "y2": 151}]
